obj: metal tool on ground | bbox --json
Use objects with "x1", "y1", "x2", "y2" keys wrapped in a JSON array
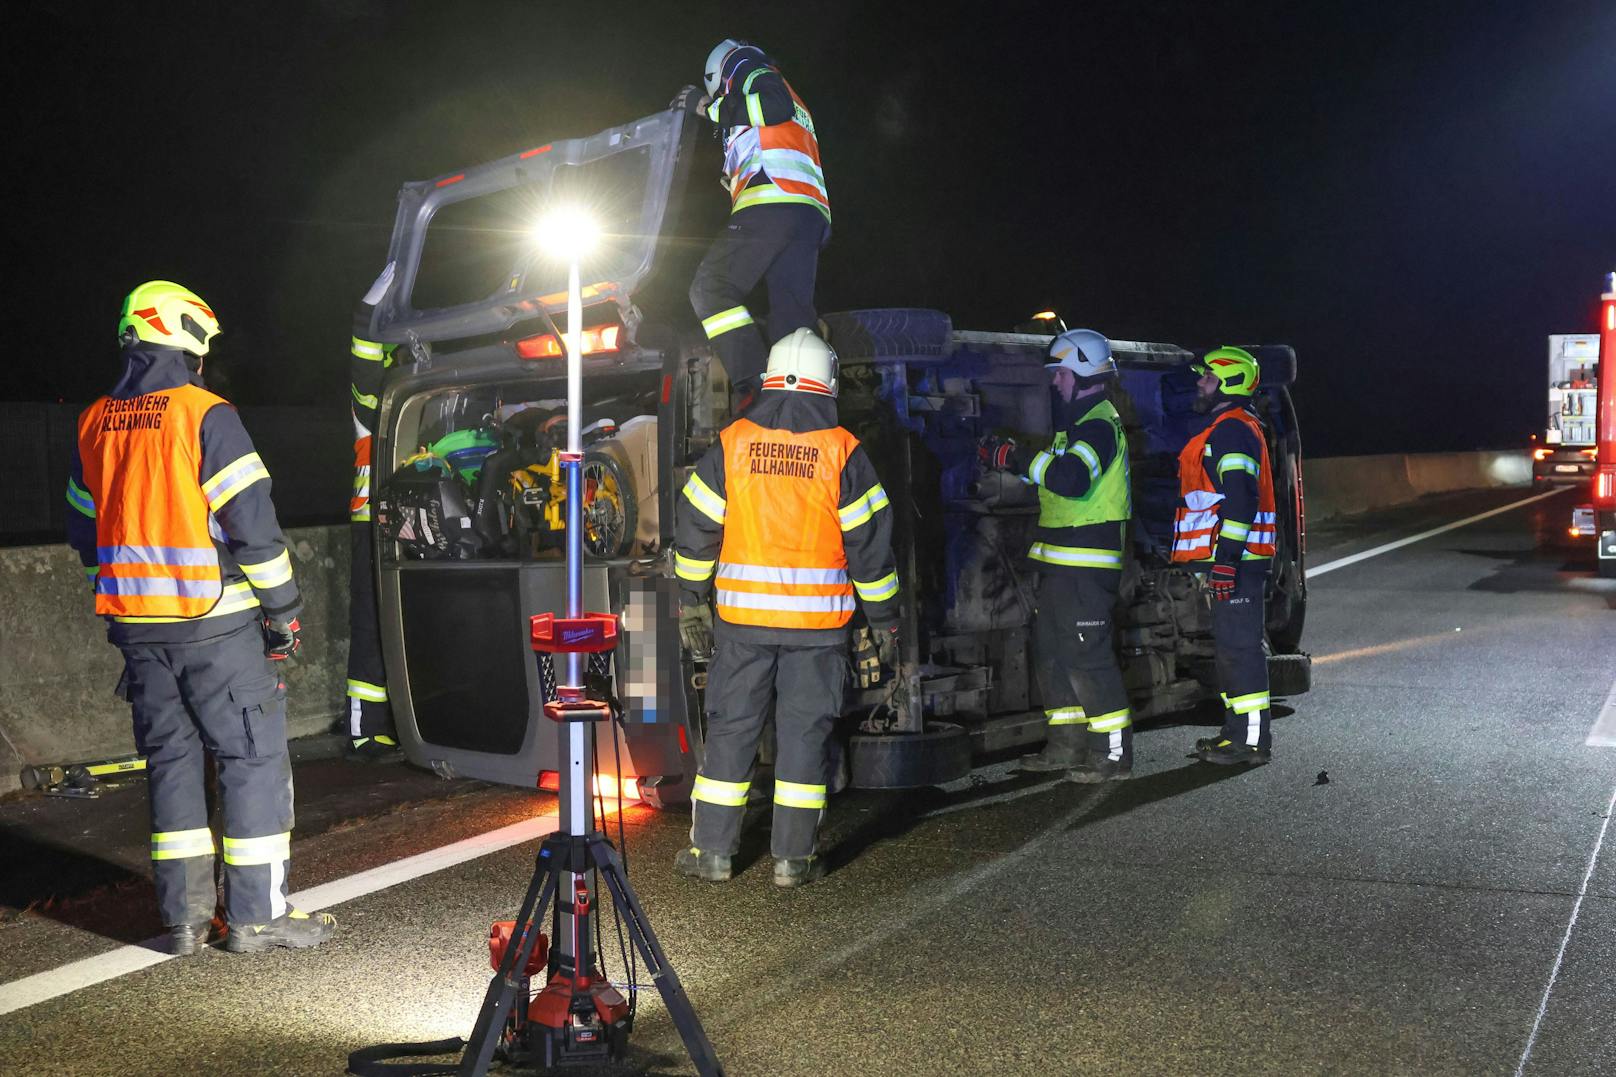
[{"x1": 19, "y1": 756, "x2": 146, "y2": 799}]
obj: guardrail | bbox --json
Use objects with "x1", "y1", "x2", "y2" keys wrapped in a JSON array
[{"x1": 0, "y1": 450, "x2": 1531, "y2": 794}]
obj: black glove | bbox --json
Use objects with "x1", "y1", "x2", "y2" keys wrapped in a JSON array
[
  {"x1": 670, "y1": 85, "x2": 710, "y2": 116},
  {"x1": 679, "y1": 603, "x2": 713, "y2": 658},
  {"x1": 263, "y1": 615, "x2": 302, "y2": 661},
  {"x1": 1207, "y1": 563, "x2": 1237, "y2": 602}
]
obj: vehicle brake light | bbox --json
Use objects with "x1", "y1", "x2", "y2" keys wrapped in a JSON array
[
  {"x1": 537, "y1": 769, "x2": 641, "y2": 802},
  {"x1": 1583, "y1": 448, "x2": 1599, "y2": 459},
  {"x1": 1533, "y1": 448, "x2": 1554, "y2": 461},
  {"x1": 516, "y1": 323, "x2": 621, "y2": 360}
]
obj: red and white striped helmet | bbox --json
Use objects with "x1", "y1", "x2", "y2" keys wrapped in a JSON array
[{"x1": 762, "y1": 328, "x2": 838, "y2": 397}]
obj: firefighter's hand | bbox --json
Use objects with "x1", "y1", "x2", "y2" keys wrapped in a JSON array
[
  {"x1": 263, "y1": 616, "x2": 302, "y2": 661},
  {"x1": 1207, "y1": 563, "x2": 1237, "y2": 602},
  {"x1": 679, "y1": 603, "x2": 713, "y2": 659},
  {"x1": 670, "y1": 85, "x2": 709, "y2": 116},
  {"x1": 853, "y1": 627, "x2": 882, "y2": 687},
  {"x1": 977, "y1": 435, "x2": 1017, "y2": 471},
  {"x1": 873, "y1": 622, "x2": 901, "y2": 671}
]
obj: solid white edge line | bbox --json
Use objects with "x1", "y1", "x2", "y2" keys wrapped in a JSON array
[
  {"x1": 1587, "y1": 677, "x2": 1616, "y2": 749},
  {"x1": 0, "y1": 809, "x2": 558, "y2": 1018},
  {"x1": 1514, "y1": 780, "x2": 1616, "y2": 1076},
  {"x1": 1308, "y1": 488, "x2": 1569, "y2": 578}
]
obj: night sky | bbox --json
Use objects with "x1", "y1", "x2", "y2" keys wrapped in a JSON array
[{"x1": 9, "y1": 1, "x2": 1613, "y2": 457}]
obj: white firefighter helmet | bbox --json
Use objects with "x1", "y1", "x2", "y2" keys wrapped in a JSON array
[
  {"x1": 762, "y1": 327, "x2": 838, "y2": 397},
  {"x1": 1047, "y1": 328, "x2": 1116, "y2": 379},
  {"x1": 704, "y1": 39, "x2": 746, "y2": 96}
]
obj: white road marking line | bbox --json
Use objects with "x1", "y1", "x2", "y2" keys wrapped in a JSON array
[
  {"x1": 1587, "y1": 677, "x2": 1616, "y2": 748},
  {"x1": 1514, "y1": 780, "x2": 1616, "y2": 1076},
  {"x1": 0, "y1": 808, "x2": 558, "y2": 1018},
  {"x1": 1308, "y1": 488, "x2": 1568, "y2": 578}
]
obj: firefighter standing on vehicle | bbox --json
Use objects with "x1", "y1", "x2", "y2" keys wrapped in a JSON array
[
  {"x1": 982, "y1": 329, "x2": 1136, "y2": 781},
  {"x1": 1173, "y1": 346, "x2": 1277, "y2": 766},
  {"x1": 673, "y1": 329, "x2": 899, "y2": 888},
  {"x1": 344, "y1": 271, "x2": 403, "y2": 762},
  {"x1": 678, "y1": 39, "x2": 830, "y2": 406},
  {"x1": 65, "y1": 281, "x2": 336, "y2": 954}
]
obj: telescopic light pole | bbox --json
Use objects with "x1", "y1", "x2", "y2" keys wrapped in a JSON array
[{"x1": 537, "y1": 208, "x2": 599, "y2": 983}]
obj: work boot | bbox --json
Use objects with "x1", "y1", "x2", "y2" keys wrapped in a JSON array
[
  {"x1": 1067, "y1": 727, "x2": 1133, "y2": 784},
  {"x1": 346, "y1": 735, "x2": 404, "y2": 763},
  {"x1": 673, "y1": 846, "x2": 732, "y2": 882},
  {"x1": 773, "y1": 856, "x2": 826, "y2": 889},
  {"x1": 1015, "y1": 724, "x2": 1088, "y2": 773},
  {"x1": 169, "y1": 919, "x2": 215, "y2": 956},
  {"x1": 1196, "y1": 737, "x2": 1272, "y2": 766},
  {"x1": 225, "y1": 908, "x2": 337, "y2": 953}
]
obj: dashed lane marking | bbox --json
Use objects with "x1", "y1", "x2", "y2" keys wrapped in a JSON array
[
  {"x1": 1308, "y1": 487, "x2": 1569, "y2": 579},
  {"x1": 0, "y1": 808, "x2": 558, "y2": 1018}
]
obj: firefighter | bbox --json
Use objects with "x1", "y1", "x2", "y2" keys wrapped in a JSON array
[
  {"x1": 981, "y1": 329, "x2": 1135, "y2": 781},
  {"x1": 1172, "y1": 346, "x2": 1277, "y2": 766},
  {"x1": 66, "y1": 281, "x2": 336, "y2": 955},
  {"x1": 672, "y1": 328, "x2": 899, "y2": 887},
  {"x1": 678, "y1": 39, "x2": 830, "y2": 407},
  {"x1": 345, "y1": 281, "x2": 402, "y2": 762}
]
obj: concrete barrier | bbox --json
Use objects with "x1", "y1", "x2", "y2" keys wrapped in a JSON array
[
  {"x1": 0, "y1": 450, "x2": 1532, "y2": 793},
  {"x1": 0, "y1": 526, "x2": 348, "y2": 794},
  {"x1": 1304, "y1": 450, "x2": 1530, "y2": 523}
]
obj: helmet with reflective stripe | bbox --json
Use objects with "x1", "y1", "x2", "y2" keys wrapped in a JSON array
[
  {"x1": 704, "y1": 39, "x2": 763, "y2": 96},
  {"x1": 1193, "y1": 346, "x2": 1260, "y2": 397},
  {"x1": 763, "y1": 327, "x2": 838, "y2": 397},
  {"x1": 1046, "y1": 328, "x2": 1116, "y2": 379},
  {"x1": 118, "y1": 281, "x2": 220, "y2": 357}
]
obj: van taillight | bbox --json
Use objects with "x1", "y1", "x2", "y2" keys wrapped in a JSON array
[{"x1": 516, "y1": 324, "x2": 621, "y2": 359}]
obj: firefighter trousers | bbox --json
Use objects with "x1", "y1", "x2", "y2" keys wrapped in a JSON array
[
  {"x1": 690, "y1": 634, "x2": 847, "y2": 860},
  {"x1": 1208, "y1": 561, "x2": 1272, "y2": 750},
  {"x1": 689, "y1": 202, "x2": 830, "y2": 392},
  {"x1": 120, "y1": 620, "x2": 295, "y2": 927},
  {"x1": 345, "y1": 521, "x2": 393, "y2": 739},
  {"x1": 1033, "y1": 566, "x2": 1132, "y2": 755}
]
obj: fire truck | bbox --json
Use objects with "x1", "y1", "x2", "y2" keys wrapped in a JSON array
[
  {"x1": 1571, "y1": 272, "x2": 1616, "y2": 577},
  {"x1": 361, "y1": 103, "x2": 1311, "y2": 805}
]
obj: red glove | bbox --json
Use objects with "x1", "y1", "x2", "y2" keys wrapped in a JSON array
[
  {"x1": 1207, "y1": 564, "x2": 1237, "y2": 601},
  {"x1": 977, "y1": 436, "x2": 1016, "y2": 470}
]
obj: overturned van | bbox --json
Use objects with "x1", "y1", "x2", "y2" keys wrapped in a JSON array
[{"x1": 362, "y1": 103, "x2": 1310, "y2": 806}]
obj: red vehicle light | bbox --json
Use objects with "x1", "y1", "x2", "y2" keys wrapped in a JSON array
[
  {"x1": 1533, "y1": 447, "x2": 1554, "y2": 461},
  {"x1": 515, "y1": 323, "x2": 621, "y2": 360},
  {"x1": 537, "y1": 770, "x2": 641, "y2": 802}
]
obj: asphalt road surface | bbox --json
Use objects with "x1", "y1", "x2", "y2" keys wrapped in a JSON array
[{"x1": 2, "y1": 485, "x2": 1612, "y2": 1076}]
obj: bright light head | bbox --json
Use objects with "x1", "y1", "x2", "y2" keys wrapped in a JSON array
[{"x1": 533, "y1": 208, "x2": 599, "y2": 261}]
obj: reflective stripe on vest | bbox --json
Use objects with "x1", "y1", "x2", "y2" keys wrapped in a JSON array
[
  {"x1": 1171, "y1": 409, "x2": 1277, "y2": 563},
  {"x1": 722, "y1": 75, "x2": 830, "y2": 223},
  {"x1": 1035, "y1": 398, "x2": 1131, "y2": 531},
  {"x1": 714, "y1": 418, "x2": 856, "y2": 630},
  {"x1": 78, "y1": 386, "x2": 227, "y2": 618}
]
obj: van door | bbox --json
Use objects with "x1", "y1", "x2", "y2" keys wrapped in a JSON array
[{"x1": 366, "y1": 106, "x2": 695, "y2": 346}]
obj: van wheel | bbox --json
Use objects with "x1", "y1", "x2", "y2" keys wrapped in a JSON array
[{"x1": 581, "y1": 444, "x2": 637, "y2": 557}]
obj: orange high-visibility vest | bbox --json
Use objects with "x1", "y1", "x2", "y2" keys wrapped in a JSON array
[
  {"x1": 1171, "y1": 408, "x2": 1277, "y2": 562},
  {"x1": 78, "y1": 387, "x2": 225, "y2": 617},
  {"x1": 724, "y1": 77, "x2": 831, "y2": 221},
  {"x1": 715, "y1": 418, "x2": 856, "y2": 629}
]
